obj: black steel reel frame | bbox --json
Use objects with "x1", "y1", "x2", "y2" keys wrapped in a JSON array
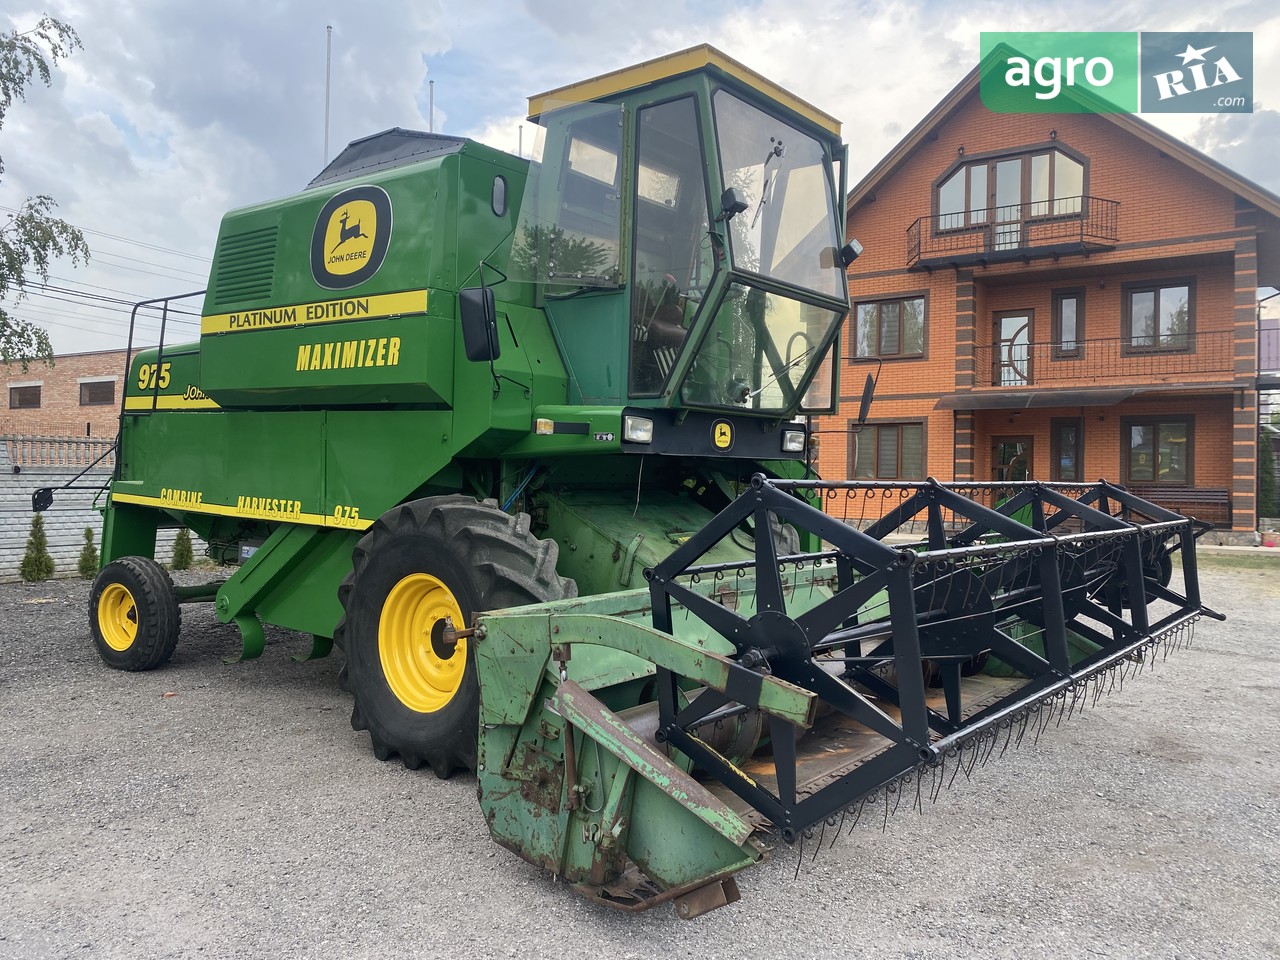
[{"x1": 644, "y1": 475, "x2": 1224, "y2": 841}]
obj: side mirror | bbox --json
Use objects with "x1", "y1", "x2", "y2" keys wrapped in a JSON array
[
  {"x1": 459, "y1": 287, "x2": 501, "y2": 362},
  {"x1": 714, "y1": 187, "x2": 749, "y2": 223},
  {"x1": 856, "y1": 371, "x2": 876, "y2": 425}
]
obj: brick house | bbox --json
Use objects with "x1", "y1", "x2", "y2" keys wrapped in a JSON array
[
  {"x1": 2, "y1": 348, "x2": 128, "y2": 439},
  {"x1": 814, "y1": 65, "x2": 1280, "y2": 543}
]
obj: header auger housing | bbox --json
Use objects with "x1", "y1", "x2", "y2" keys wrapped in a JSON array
[{"x1": 53, "y1": 44, "x2": 1221, "y2": 919}]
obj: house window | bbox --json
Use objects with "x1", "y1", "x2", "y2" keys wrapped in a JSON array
[
  {"x1": 1051, "y1": 418, "x2": 1083, "y2": 481},
  {"x1": 853, "y1": 296, "x2": 925, "y2": 358},
  {"x1": 1052, "y1": 288, "x2": 1084, "y2": 358},
  {"x1": 1124, "y1": 417, "x2": 1192, "y2": 485},
  {"x1": 1124, "y1": 280, "x2": 1194, "y2": 352},
  {"x1": 936, "y1": 147, "x2": 1085, "y2": 233},
  {"x1": 79, "y1": 380, "x2": 115, "y2": 405},
  {"x1": 9, "y1": 383, "x2": 40, "y2": 409},
  {"x1": 851, "y1": 423, "x2": 925, "y2": 479}
]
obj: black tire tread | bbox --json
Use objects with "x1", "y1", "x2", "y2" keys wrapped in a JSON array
[
  {"x1": 333, "y1": 496, "x2": 574, "y2": 776},
  {"x1": 89, "y1": 556, "x2": 181, "y2": 671}
]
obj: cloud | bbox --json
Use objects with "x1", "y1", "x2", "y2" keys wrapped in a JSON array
[
  {"x1": 2, "y1": 1, "x2": 1279, "y2": 353},
  {"x1": 1188, "y1": 108, "x2": 1280, "y2": 194}
]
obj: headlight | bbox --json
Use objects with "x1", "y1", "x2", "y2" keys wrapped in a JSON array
[
  {"x1": 623, "y1": 415, "x2": 654, "y2": 443},
  {"x1": 534, "y1": 418, "x2": 555, "y2": 436},
  {"x1": 781, "y1": 429, "x2": 806, "y2": 453}
]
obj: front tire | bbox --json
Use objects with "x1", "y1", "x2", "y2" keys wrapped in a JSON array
[
  {"x1": 89, "y1": 557, "x2": 181, "y2": 671},
  {"x1": 334, "y1": 496, "x2": 575, "y2": 778}
]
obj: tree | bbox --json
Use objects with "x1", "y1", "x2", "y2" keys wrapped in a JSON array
[
  {"x1": 19, "y1": 513, "x2": 54, "y2": 581},
  {"x1": 171, "y1": 528, "x2": 193, "y2": 571},
  {"x1": 78, "y1": 525, "x2": 99, "y2": 578},
  {"x1": 1260, "y1": 428, "x2": 1278, "y2": 520},
  {"x1": 0, "y1": 15, "x2": 89, "y2": 369}
]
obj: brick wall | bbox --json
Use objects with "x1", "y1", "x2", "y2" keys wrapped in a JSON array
[{"x1": 2, "y1": 349, "x2": 129, "y2": 439}]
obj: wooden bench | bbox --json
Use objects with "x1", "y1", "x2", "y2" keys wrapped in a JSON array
[{"x1": 1125, "y1": 485, "x2": 1230, "y2": 526}]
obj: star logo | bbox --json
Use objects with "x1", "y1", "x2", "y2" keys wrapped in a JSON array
[{"x1": 1176, "y1": 42, "x2": 1215, "y2": 65}]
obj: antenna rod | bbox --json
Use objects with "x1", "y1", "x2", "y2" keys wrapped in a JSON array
[
  {"x1": 323, "y1": 25, "x2": 333, "y2": 164},
  {"x1": 429, "y1": 79, "x2": 435, "y2": 133}
]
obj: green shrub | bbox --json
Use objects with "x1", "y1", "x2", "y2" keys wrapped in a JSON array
[
  {"x1": 19, "y1": 514, "x2": 55, "y2": 582},
  {"x1": 78, "y1": 526, "x2": 99, "y2": 579},
  {"x1": 171, "y1": 528, "x2": 193, "y2": 571}
]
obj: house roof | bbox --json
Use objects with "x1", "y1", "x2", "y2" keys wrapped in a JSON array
[{"x1": 848, "y1": 57, "x2": 1280, "y2": 222}]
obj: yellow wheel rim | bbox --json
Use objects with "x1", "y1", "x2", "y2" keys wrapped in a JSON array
[
  {"x1": 98, "y1": 582, "x2": 139, "y2": 652},
  {"x1": 378, "y1": 573, "x2": 467, "y2": 713}
]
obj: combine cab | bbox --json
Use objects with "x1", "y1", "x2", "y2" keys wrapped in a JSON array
[{"x1": 40, "y1": 45, "x2": 1221, "y2": 918}]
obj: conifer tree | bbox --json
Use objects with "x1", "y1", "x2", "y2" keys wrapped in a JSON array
[
  {"x1": 19, "y1": 513, "x2": 55, "y2": 581},
  {"x1": 78, "y1": 526, "x2": 99, "y2": 579},
  {"x1": 171, "y1": 528, "x2": 193, "y2": 571}
]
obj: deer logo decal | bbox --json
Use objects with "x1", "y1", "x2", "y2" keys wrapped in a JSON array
[
  {"x1": 311, "y1": 185, "x2": 393, "y2": 290},
  {"x1": 330, "y1": 210, "x2": 370, "y2": 254}
]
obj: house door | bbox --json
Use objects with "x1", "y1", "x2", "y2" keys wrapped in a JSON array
[
  {"x1": 992, "y1": 436, "x2": 1033, "y2": 482},
  {"x1": 993, "y1": 310, "x2": 1032, "y2": 386}
]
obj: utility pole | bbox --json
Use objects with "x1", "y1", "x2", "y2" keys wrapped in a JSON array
[{"x1": 323, "y1": 25, "x2": 333, "y2": 164}]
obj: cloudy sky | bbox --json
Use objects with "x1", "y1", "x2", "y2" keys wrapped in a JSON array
[{"x1": 3, "y1": 0, "x2": 1278, "y2": 354}]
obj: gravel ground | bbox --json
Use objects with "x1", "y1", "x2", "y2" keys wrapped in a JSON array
[{"x1": 1, "y1": 559, "x2": 1277, "y2": 960}]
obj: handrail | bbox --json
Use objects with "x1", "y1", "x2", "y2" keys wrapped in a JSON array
[
  {"x1": 906, "y1": 195, "x2": 1119, "y2": 267},
  {"x1": 973, "y1": 329, "x2": 1234, "y2": 386}
]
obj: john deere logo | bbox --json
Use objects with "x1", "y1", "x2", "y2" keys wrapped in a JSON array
[
  {"x1": 310, "y1": 185, "x2": 392, "y2": 289},
  {"x1": 712, "y1": 420, "x2": 734, "y2": 451}
]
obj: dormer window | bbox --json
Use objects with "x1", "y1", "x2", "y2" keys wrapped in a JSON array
[{"x1": 935, "y1": 146, "x2": 1086, "y2": 248}]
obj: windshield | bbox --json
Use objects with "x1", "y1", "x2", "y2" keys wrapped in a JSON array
[
  {"x1": 713, "y1": 90, "x2": 845, "y2": 301},
  {"x1": 679, "y1": 282, "x2": 841, "y2": 413}
]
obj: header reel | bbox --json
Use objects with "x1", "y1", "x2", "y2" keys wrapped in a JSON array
[{"x1": 475, "y1": 475, "x2": 1221, "y2": 917}]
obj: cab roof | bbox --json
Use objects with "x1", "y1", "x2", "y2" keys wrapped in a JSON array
[{"x1": 527, "y1": 44, "x2": 841, "y2": 138}]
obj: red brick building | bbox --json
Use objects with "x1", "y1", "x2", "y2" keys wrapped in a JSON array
[
  {"x1": 815, "y1": 66, "x2": 1280, "y2": 542},
  {"x1": 2, "y1": 349, "x2": 127, "y2": 439}
]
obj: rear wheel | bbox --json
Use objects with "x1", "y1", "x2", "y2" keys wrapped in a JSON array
[
  {"x1": 89, "y1": 557, "x2": 181, "y2": 671},
  {"x1": 334, "y1": 496, "x2": 575, "y2": 778}
]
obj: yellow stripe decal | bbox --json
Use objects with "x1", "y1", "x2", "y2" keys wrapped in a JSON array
[
  {"x1": 124, "y1": 395, "x2": 221, "y2": 411},
  {"x1": 201, "y1": 289, "x2": 428, "y2": 335},
  {"x1": 110, "y1": 492, "x2": 374, "y2": 531}
]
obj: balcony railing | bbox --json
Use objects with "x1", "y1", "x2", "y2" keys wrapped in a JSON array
[
  {"x1": 971, "y1": 330, "x2": 1234, "y2": 388},
  {"x1": 906, "y1": 196, "x2": 1119, "y2": 269},
  {"x1": 1, "y1": 434, "x2": 116, "y2": 469}
]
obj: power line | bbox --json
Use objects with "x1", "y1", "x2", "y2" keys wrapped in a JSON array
[
  {"x1": 7, "y1": 310, "x2": 167, "y2": 342},
  {"x1": 10, "y1": 308, "x2": 169, "y2": 337},
  {"x1": 30, "y1": 282, "x2": 203, "y2": 318},
  {"x1": 10, "y1": 302, "x2": 198, "y2": 339},
  {"x1": 92, "y1": 250, "x2": 208, "y2": 283},
  {"x1": 0, "y1": 204, "x2": 213, "y2": 263},
  {"x1": 47, "y1": 273, "x2": 205, "y2": 304},
  {"x1": 16, "y1": 290, "x2": 201, "y2": 326}
]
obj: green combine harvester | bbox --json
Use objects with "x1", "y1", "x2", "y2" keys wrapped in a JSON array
[{"x1": 39, "y1": 46, "x2": 1221, "y2": 918}]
